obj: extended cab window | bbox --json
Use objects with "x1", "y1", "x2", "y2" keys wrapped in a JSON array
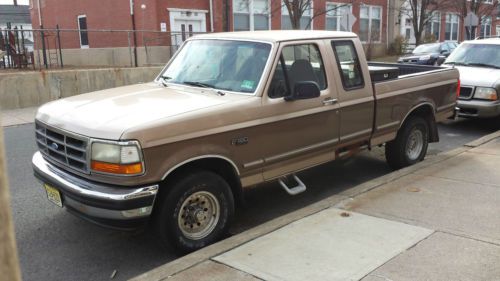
[
  {"x1": 269, "y1": 44, "x2": 327, "y2": 98},
  {"x1": 331, "y1": 41, "x2": 364, "y2": 89}
]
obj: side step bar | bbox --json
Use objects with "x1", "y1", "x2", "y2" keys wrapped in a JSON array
[{"x1": 278, "y1": 174, "x2": 307, "y2": 195}]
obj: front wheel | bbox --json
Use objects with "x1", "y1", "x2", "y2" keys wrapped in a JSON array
[
  {"x1": 385, "y1": 116, "x2": 429, "y2": 170},
  {"x1": 154, "y1": 171, "x2": 234, "y2": 254}
]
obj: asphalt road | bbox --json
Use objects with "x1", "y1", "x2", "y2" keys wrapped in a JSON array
[{"x1": 4, "y1": 117, "x2": 499, "y2": 281}]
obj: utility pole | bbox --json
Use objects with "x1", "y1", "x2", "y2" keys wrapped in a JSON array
[
  {"x1": 130, "y1": 0, "x2": 138, "y2": 67},
  {"x1": 0, "y1": 118, "x2": 22, "y2": 281},
  {"x1": 37, "y1": 0, "x2": 48, "y2": 69}
]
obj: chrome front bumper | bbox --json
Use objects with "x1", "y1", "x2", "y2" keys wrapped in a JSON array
[
  {"x1": 457, "y1": 99, "x2": 500, "y2": 118},
  {"x1": 32, "y1": 151, "x2": 159, "y2": 230}
]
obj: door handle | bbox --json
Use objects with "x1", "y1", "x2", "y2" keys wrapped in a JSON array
[{"x1": 323, "y1": 98, "x2": 338, "y2": 106}]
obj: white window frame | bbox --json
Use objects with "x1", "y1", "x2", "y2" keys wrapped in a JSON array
[
  {"x1": 281, "y1": 0, "x2": 313, "y2": 30},
  {"x1": 445, "y1": 13, "x2": 459, "y2": 41},
  {"x1": 359, "y1": 5, "x2": 382, "y2": 43},
  {"x1": 425, "y1": 11, "x2": 441, "y2": 41},
  {"x1": 480, "y1": 16, "x2": 492, "y2": 37},
  {"x1": 325, "y1": 2, "x2": 353, "y2": 31},
  {"x1": 233, "y1": 0, "x2": 271, "y2": 31},
  {"x1": 77, "y1": 15, "x2": 89, "y2": 49}
]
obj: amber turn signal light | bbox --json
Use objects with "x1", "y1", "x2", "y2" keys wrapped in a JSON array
[{"x1": 91, "y1": 161, "x2": 143, "y2": 175}]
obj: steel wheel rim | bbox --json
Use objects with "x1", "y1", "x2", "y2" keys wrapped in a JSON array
[
  {"x1": 406, "y1": 128, "x2": 424, "y2": 161},
  {"x1": 178, "y1": 191, "x2": 220, "y2": 240}
]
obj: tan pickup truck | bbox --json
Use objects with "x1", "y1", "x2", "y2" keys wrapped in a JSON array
[{"x1": 32, "y1": 31, "x2": 459, "y2": 253}]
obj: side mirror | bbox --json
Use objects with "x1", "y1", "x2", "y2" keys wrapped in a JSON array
[
  {"x1": 285, "y1": 81, "x2": 321, "y2": 101},
  {"x1": 436, "y1": 56, "x2": 446, "y2": 66}
]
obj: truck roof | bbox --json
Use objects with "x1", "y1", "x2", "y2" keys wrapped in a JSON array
[
  {"x1": 466, "y1": 38, "x2": 500, "y2": 45},
  {"x1": 192, "y1": 30, "x2": 357, "y2": 43}
]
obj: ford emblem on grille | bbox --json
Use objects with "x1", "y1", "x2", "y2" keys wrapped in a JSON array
[{"x1": 50, "y1": 143, "x2": 59, "y2": 150}]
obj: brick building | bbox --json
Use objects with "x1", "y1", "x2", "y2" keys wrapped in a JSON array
[
  {"x1": 29, "y1": 0, "x2": 393, "y2": 66},
  {"x1": 397, "y1": 0, "x2": 500, "y2": 45}
]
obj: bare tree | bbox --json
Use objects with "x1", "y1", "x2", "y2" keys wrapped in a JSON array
[
  {"x1": 280, "y1": 0, "x2": 355, "y2": 30},
  {"x1": 402, "y1": 0, "x2": 454, "y2": 46}
]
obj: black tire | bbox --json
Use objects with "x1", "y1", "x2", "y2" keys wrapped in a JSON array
[
  {"x1": 385, "y1": 116, "x2": 429, "y2": 170},
  {"x1": 154, "y1": 171, "x2": 234, "y2": 254}
]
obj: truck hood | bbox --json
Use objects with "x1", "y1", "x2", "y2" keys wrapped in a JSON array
[
  {"x1": 454, "y1": 66, "x2": 500, "y2": 88},
  {"x1": 36, "y1": 83, "x2": 249, "y2": 140}
]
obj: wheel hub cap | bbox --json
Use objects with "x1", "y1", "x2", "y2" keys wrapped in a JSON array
[
  {"x1": 178, "y1": 191, "x2": 220, "y2": 240},
  {"x1": 406, "y1": 128, "x2": 424, "y2": 161}
]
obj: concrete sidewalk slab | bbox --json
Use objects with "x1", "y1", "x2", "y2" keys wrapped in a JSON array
[
  {"x1": 470, "y1": 138, "x2": 500, "y2": 156},
  {"x1": 1, "y1": 107, "x2": 37, "y2": 127},
  {"x1": 340, "y1": 173, "x2": 500, "y2": 245},
  {"x1": 214, "y1": 208, "x2": 432, "y2": 281},
  {"x1": 166, "y1": 261, "x2": 259, "y2": 281},
  {"x1": 362, "y1": 232, "x2": 500, "y2": 281},
  {"x1": 415, "y1": 151, "x2": 500, "y2": 188}
]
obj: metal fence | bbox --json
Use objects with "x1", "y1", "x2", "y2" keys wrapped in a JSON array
[{"x1": 0, "y1": 25, "x2": 203, "y2": 70}]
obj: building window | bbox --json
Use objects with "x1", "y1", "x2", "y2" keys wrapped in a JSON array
[
  {"x1": 77, "y1": 15, "x2": 89, "y2": 48},
  {"x1": 480, "y1": 16, "x2": 492, "y2": 38},
  {"x1": 425, "y1": 12, "x2": 441, "y2": 41},
  {"x1": 359, "y1": 5, "x2": 382, "y2": 43},
  {"x1": 325, "y1": 3, "x2": 352, "y2": 31},
  {"x1": 233, "y1": 0, "x2": 270, "y2": 31},
  {"x1": 445, "y1": 13, "x2": 459, "y2": 41},
  {"x1": 281, "y1": 0, "x2": 313, "y2": 30},
  {"x1": 497, "y1": 2, "x2": 500, "y2": 20}
]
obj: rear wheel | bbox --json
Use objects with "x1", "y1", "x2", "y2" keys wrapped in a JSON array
[
  {"x1": 385, "y1": 116, "x2": 429, "y2": 170},
  {"x1": 154, "y1": 171, "x2": 234, "y2": 254}
]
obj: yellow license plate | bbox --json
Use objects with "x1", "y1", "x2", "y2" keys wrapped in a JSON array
[{"x1": 44, "y1": 184, "x2": 63, "y2": 208}]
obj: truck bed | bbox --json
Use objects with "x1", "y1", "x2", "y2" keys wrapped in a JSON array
[{"x1": 368, "y1": 62, "x2": 459, "y2": 146}]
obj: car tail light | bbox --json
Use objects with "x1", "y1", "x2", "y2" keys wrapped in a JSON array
[{"x1": 456, "y1": 79, "x2": 460, "y2": 99}]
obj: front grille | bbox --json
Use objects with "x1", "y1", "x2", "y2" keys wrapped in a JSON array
[
  {"x1": 35, "y1": 122, "x2": 89, "y2": 173},
  {"x1": 459, "y1": 86, "x2": 474, "y2": 100}
]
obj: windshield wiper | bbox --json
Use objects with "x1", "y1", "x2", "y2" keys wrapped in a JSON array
[
  {"x1": 443, "y1": 61, "x2": 468, "y2": 66},
  {"x1": 182, "y1": 81, "x2": 225, "y2": 96},
  {"x1": 465, "y1": 63, "x2": 500, "y2": 69},
  {"x1": 158, "y1": 76, "x2": 171, "y2": 87}
]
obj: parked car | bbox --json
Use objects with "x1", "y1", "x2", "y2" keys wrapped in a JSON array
[
  {"x1": 398, "y1": 42, "x2": 457, "y2": 65},
  {"x1": 443, "y1": 38, "x2": 500, "y2": 118},
  {"x1": 32, "y1": 31, "x2": 459, "y2": 254}
]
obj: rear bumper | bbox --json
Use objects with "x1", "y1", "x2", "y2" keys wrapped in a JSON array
[
  {"x1": 457, "y1": 99, "x2": 500, "y2": 118},
  {"x1": 32, "y1": 151, "x2": 159, "y2": 230}
]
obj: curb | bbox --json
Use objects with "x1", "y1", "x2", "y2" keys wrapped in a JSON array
[{"x1": 131, "y1": 130, "x2": 500, "y2": 281}]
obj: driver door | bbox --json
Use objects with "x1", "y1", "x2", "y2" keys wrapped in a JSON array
[{"x1": 260, "y1": 40, "x2": 340, "y2": 180}]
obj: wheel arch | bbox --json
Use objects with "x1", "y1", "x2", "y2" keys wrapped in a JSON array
[
  {"x1": 400, "y1": 102, "x2": 439, "y2": 143},
  {"x1": 159, "y1": 156, "x2": 243, "y2": 206}
]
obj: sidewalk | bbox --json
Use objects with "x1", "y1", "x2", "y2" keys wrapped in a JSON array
[
  {"x1": 133, "y1": 131, "x2": 500, "y2": 281},
  {"x1": 1, "y1": 107, "x2": 38, "y2": 127}
]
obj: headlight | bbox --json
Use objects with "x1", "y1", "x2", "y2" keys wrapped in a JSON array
[
  {"x1": 473, "y1": 87, "x2": 498, "y2": 101},
  {"x1": 419, "y1": 55, "x2": 431, "y2": 61},
  {"x1": 91, "y1": 141, "x2": 144, "y2": 175}
]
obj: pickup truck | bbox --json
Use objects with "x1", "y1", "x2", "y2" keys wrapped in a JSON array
[
  {"x1": 443, "y1": 38, "x2": 500, "y2": 118},
  {"x1": 32, "y1": 31, "x2": 459, "y2": 253}
]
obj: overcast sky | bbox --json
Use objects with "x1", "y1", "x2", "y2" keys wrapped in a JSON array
[{"x1": 0, "y1": 0, "x2": 29, "y2": 4}]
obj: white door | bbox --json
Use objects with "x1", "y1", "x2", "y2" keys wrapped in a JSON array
[
  {"x1": 172, "y1": 20, "x2": 202, "y2": 47},
  {"x1": 496, "y1": 25, "x2": 500, "y2": 38}
]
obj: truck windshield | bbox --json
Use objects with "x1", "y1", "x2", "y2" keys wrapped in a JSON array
[
  {"x1": 161, "y1": 40, "x2": 272, "y2": 94},
  {"x1": 444, "y1": 43, "x2": 500, "y2": 69}
]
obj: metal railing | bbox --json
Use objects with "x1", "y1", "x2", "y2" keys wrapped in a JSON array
[{"x1": 0, "y1": 26, "x2": 204, "y2": 70}]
